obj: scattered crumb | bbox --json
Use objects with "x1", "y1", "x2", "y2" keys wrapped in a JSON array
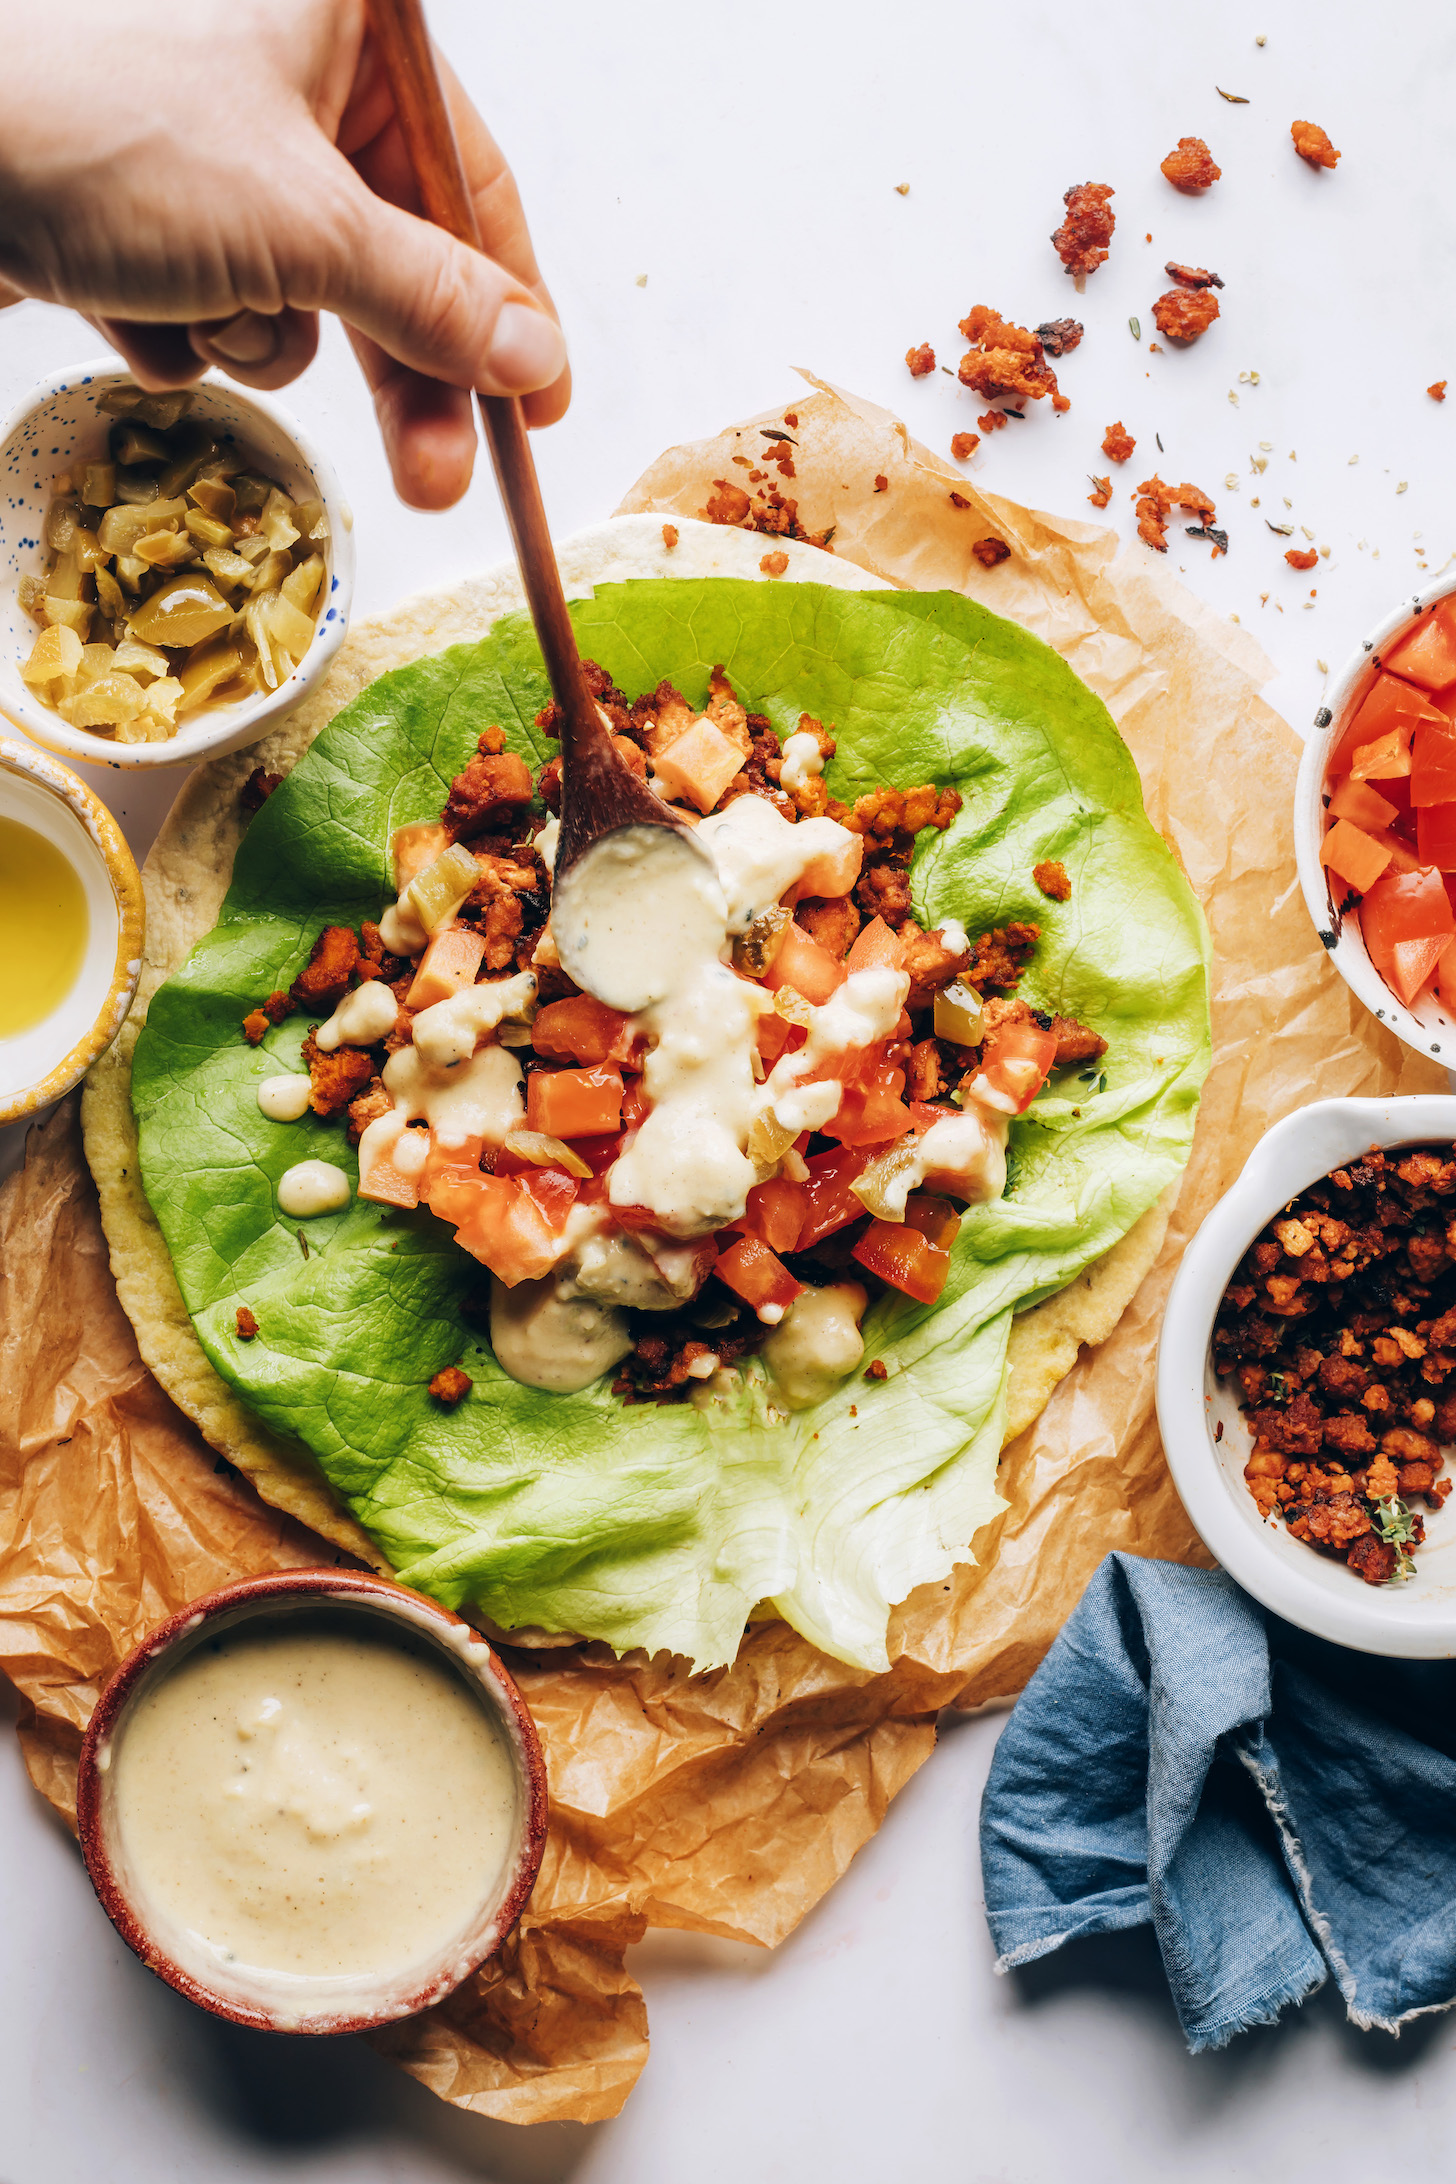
[
  {"x1": 950, "y1": 432, "x2": 980, "y2": 461},
  {"x1": 1431, "y1": 381, "x2": 1448, "y2": 402},
  {"x1": 661, "y1": 523, "x2": 679, "y2": 550},
  {"x1": 760, "y1": 551, "x2": 790, "y2": 577},
  {"x1": 949, "y1": 492, "x2": 971, "y2": 510},
  {"x1": 905, "y1": 343, "x2": 936, "y2": 377},
  {"x1": 1285, "y1": 547, "x2": 1318, "y2": 570},
  {"x1": 429, "y1": 1366, "x2": 472, "y2": 1406},
  {"x1": 1051, "y1": 181, "x2": 1116, "y2": 277},
  {"x1": 1087, "y1": 474, "x2": 1113, "y2": 508},
  {"x1": 972, "y1": 537, "x2": 1011, "y2": 567},
  {"x1": 1165, "y1": 261, "x2": 1224, "y2": 289},
  {"x1": 1398, "y1": 481, "x2": 1409, "y2": 494},
  {"x1": 957, "y1": 306, "x2": 1070, "y2": 411},
  {"x1": 1102, "y1": 421, "x2": 1136, "y2": 463},
  {"x1": 978, "y1": 409, "x2": 1008, "y2": 433},
  {"x1": 865, "y1": 1359, "x2": 888, "y2": 1381},
  {"x1": 873, "y1": 473, "x2": 889, "y2": 491},
  {"x1": 1291, "y1": 119, "x2": 1340, "y2": 169},
  {"x1": 895, "y1": 183, "x2": 910, "y2": 196},
  {"x1": 1134, "y1": 474, "x2": 1215, "y2": 552},
  {"x1": 1317, "y1": 658, "x2": 1329, "y2": 673},
  {"x1": 1034, "y1": 859, "x2": 1071, "y2": 901},
  {"x1": 1035, "y1": 318, "x2": 1084, "y2": 356},
  {"x1": 1153, "y1": 288, "x2": 1221, "y2": 343},
  {"x1": 635, "y1": 274, "x2": 648, "y2": 288},
  {"x1": 236, "y1": 1306, "x2": 259, "y2": 1341},
  {"x1": 1256, "y1": 32, "x2": 1267, "y2": 44},
  {"x1": 1160, "y1": 137, "x2": 1221, "y2": 192}
]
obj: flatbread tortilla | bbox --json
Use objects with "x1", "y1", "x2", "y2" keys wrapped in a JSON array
[{"x1": 82, "y1": 515, "x2": 1176, "y2": 1609}]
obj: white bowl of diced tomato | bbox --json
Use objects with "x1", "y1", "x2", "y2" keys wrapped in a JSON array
[{"x1": 1297, "y1": 576, "x2": 1456, "y2": 1063}]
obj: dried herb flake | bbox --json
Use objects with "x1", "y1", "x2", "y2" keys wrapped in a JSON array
[
  {"x1": 1129, "y1": 317, "x2": 1142, "y2": 341},
  {"x1": 1266, "y1": 519, "x2": 1295, "y2": 536},
  {"x1": 1216, "y1": 86, "x2": 1251, "y2": 102}
]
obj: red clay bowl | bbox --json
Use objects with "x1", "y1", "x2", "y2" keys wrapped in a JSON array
[{"x1": 75, "y1": 1568, "x2": 548, "y2": 2035}]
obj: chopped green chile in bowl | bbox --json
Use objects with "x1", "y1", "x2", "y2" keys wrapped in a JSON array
[{"x1": 0, "y1": 360, "x2": 353, "y2": 771}]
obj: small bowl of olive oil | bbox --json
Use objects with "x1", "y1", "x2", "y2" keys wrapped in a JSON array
[{"x1": 0, "y1": 738, "x2": 143, "y2": 1125}]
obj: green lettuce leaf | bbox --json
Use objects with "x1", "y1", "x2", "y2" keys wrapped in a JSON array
[{"x1": 131, "y1": 579, "x2": 1209, "y2": 1670}]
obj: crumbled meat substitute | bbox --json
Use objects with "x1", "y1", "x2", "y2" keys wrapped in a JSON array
[
  {"x1": 1214, "y1": 1143, "x2": 1456, "y2": 1584},
  {"x1": 1051, "y1": 182, "x2": 1115, "y2": 276},
  {"x1": 1160, "y1": 137, "x2": 1221, "y2": 192}
]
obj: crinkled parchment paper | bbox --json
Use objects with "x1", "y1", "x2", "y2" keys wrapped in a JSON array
[{"x1": 0, "y1": 381, "x2": 1441, "y2": 2124}]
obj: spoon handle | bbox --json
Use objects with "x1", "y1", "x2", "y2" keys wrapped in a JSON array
[{"x1": 366, "y1": 0, "x2": 685, "y2": 870}]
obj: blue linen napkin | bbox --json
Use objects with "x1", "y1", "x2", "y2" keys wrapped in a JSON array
[{"x1": 979, "y1": 1552, "x2": 1456, "y2": 2050}]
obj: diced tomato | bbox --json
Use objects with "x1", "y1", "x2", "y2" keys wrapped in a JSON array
[
  {"x1": 902, "y1": 1192, "x2": 963, "y2": 1251},
  {"x1": 532, "y1": 994, "x2": 640, "y2": 1066},
  {"x1": 845, "y1": 916, "x2": 909, "y2": 974},
  {"x1": 1382, "y1": 604, "x2": 1456, "y2": 695},
  {"x1": 1327, "y1": 775, "x2": 1399, "y2": 832},
  {"x1": 1417, "y1": 805, "x2": 1456, "y2": 871},
  {"x1": 797, "y1": 1144, "x2": 873, "y2": 1249},
  {"x1": 566, "y1": 1130, "x2": 624, "y2": 1176},
  {"x1": 726, "y1": 1176, "x2": 809, "y2": 1254},
  {"x1": 714, "y1": 1235, "x2": 804, "y2": 1316},
  {"x1": 356, "y1": 1144, "x2": 420, "y2": 1209},
  {"x1": 1370, "y1": 827, "x2": 1422, "y2": 877},
  {"x1": 1320, "y1": 818, "x2": 1393, "y2": 895},
  {"x1": 1331, "y1": 674, "x2": 1447, "y2": 776},
  {"x1": 1359, "y1": 866, "x2": 1456, "y2": 1005},
  {"x1": 392, "y1": 820, "x2": 449, "y2": 891},
  {"x1": 1437, "y1": 939, "x2": 1456, "y2": 1015},
  {"x1": 1351, "y1": 728, "x2": 1413, "y2": 781},
  {"x1": 756, "y1": 1010, "x2": 797, "y2": 1067},
  {"x1": 433, "y1": 1169, "x2": 577, "y2": 1286},
  {"x1": 762, "y1": 920, "x2": 847, "y2": 1004},
  {"x1": 621, "y1": 1077, "x2": 650, "y2": 1129},
  {"x1": 852, "y1": 1219, "x2": 951, "y2": 1305},
  {"x1": 419, "y1": 1148, "x2": 486, "y2": 1216},
  {"x1": 406, "y1": 925, "x2": 486, "y2": 1010},
  {"x1": 786, "y1": 832, "x2": 864, "y2": 902},
  {"x1": 1411, "y1": 720, "x2": 1456, "y2": 809},
  {"x1": 526, "y1": 1063, "x2": 623, "y2": 1139},
  {"x1": 641, "y1": 1230, "x2": 719, "y2": 1298},
  {"x1": 822, "y1": 1062, "x2": 913, "y2": 1146},
  {"x1": 975, "y1": 1019, "x2": 1058, "y2": 1114}
]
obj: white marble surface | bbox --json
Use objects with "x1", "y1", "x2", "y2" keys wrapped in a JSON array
[{"x1": 6, "y1": 0, "x2": 1456, "y2": 2173}]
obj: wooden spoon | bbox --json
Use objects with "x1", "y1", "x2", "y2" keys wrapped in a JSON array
[{"x1": 365, "y1": 0, "x2": 696, "y2": 882}]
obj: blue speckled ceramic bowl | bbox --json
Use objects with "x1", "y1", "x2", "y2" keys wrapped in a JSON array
[{"x1": 0, "y1": 358, "x2": 355, "y2": 770}]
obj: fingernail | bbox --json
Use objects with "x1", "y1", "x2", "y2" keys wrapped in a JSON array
[
  {"x1": 207, "y1": 311, "x2": 279, "y2": 366},
  {"x1": 485, "y1": 303, "x2": 567, "y2": 391}
]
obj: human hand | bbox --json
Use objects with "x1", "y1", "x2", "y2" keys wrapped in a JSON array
[{"x1": 0, "y1": 0, "x2": 569, "y2": 509}]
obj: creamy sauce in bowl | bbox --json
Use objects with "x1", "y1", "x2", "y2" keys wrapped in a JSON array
[
  {"x1": 110, "y1": 1618, "x2": 517, "y2": 1983},
  {"x1": 80, "y1": 1581, "x2": 548, "y2": 2033}
]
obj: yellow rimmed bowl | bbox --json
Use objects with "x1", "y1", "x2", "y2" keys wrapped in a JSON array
[{"x1": 0, "y1": 736, "x2": 144, "y2": 1124}]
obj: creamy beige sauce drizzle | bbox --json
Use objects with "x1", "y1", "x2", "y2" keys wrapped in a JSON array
[
  {"x1": 110, "y1": 1618, "x2": 518, "y2": 1983},
  {"x1": 858, "y1": 1105, "x2": 1009, "y2": 1221},
  {"x1": 778, "y1": 731, "x2": 824, "y2": 799},
  {"x1": 412, "y1": 971, "x2": 536, "y2": 1069},
  {"x1": 315, "y1": 980, "x2": 398, "y2": 1053},
  {"x1": 760, "y1": 1283, "x2": 867, "y2": 1408},
  {"x1": 257, "y1": 1073, "x2": 312, "y2": 1123},
  {"x1": 278, "y1": 1159, "x2": 351, "y2": 1217},
  {"x1": 379, "y1": 900, "x2": 427, "y2": 955},
  {"x1": 382, "y1": 1040, "x2": 523, "y2": 1153},
  {"x1": 489, "y1": 1272, "x2": 633, "y2": 1391}
]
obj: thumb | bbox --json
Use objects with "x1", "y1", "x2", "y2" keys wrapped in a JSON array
[{"x1": 309, "y1": 163, "x2": 568, "y2": 400}]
